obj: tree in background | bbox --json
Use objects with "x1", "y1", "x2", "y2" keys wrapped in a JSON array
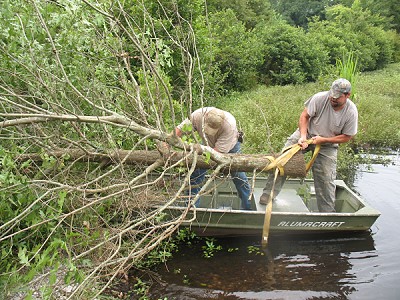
[
  {"x1": 198, "y1": 9, "x2": 264, "y2": 92},
  {"x1": 360, "y1": 0, "x2": 400, "y2": 33},
  {"x1": 206, "y1": 0, "x2": 273, "y2": 29},
  {"x1": 193, "y1": 0, "x2": 272, "y2": 94},
  {"x1": 270, "y1": 0, "x2": 343, "y2": 28},
  {"x1": 255, "y1": 20, "x2": 329, "y2": 85},
  {"x1": 269, "y1": 0, "x2": 400, "y2": 33},
  {"x1": 308, "y1": 1, "x2": 397, "y2": 71},
  {"x1": 204, "y1": 0, "x2": 400, "y2": 86}
]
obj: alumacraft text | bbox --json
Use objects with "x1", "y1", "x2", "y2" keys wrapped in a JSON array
[{"x1": 277, "y1": 221, "x2": 346, "y2": 228}]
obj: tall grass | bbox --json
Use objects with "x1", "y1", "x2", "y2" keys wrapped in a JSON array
[
  {"x1": 336, "y1": 51, "x2": 359, "y2": 101},
  {"x1": 215, "y1": 63, "x2": 400, "y2": 152},
  {"x1": 214, "y1": 63, "x2": 400, "y2": 183}
]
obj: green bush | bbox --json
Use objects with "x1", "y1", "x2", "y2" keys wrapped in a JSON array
[
  {"x1": 308, "y1": 3, "x2": 398, "y2": 72},
  {"x1": 198, "y1": 9, "x2": 264, "y2": 93},
  {"x1": 255, "y1": 20, "x2": 329, "y2": 85}
]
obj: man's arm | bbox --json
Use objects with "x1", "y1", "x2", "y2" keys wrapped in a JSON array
[
  {"x1": 298, "y1": 108, "x2": 310, "y2": 149},
  {"x1": 312, "y1": 134, "x2": 354, "y2": 145},
  {"x1": 174, "y1": 118, "x2": 192, "y2": 137}
]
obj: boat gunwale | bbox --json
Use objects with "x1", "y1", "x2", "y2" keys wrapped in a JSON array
[{"x1": 165, "y1": 206, "x2": 381, "y2": 217}]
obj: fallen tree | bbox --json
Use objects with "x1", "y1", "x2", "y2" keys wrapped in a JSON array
[
  {"x1": 16, "y1": 148, "x2": 307, "y2": 177},
  {"x1": 0, "y1": 1, "x2": 306, "y2": 299}
]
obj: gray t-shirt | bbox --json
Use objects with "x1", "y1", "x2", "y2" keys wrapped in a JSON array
[
  {"x1": 177, "y1": 107, "x2": 238, "y2": 153},
  {"x1": 305, "y1": 91, "x2": 358, "y2": 146}
]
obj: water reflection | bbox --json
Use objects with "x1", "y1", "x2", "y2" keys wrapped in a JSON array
[{"x1": 149, "y1": 233, "x2": 376, "y2": 299}]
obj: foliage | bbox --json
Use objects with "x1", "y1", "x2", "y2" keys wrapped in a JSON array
[
  {"x1": 0, "y1": 0, "x2": 197, "y2": 297},
  {"x1": 335, "y1": 51, "x2": 359, "y2": 99},
  {"x1": 196, "y1": 9, "x2": 264, "y2": 94},
  {"x1": 0, "y1": 145, "x2": 83, "y2": 297},
  {"x1": 217, "y1": 62, "x2": 400, "y2": 176},
  {"x1": 206, "y1": 0, "x2": 273, "y2": 29},
  {"x1": 0, "y1": 0, "x2": 400, "y2": 298},
  {"x1": 270, "y1": 0, "x2": 343, "y2": 28},
  {"x1": 255, "y1": 20, "x2": 329, "y2": 85},
  {"x1": 270, "y1": 0, "x2": 400, "y2": 34},
  {"x1": 137, "y1": 228, "x2": 197, "y2": 270},
  {"x1": 247, "y1": 245, "x2": 265, "y2": 255},
  {"x1": 201, "y1": 238, "x2": 223, "y2": 258},
  {"x1": 129, "y1": 0, "x2": 208, "y2": 111},
  {"x1": 359, "y1": 0, "x2": 400, "y2": 33},
  {"x1": 308, "y1": 2, "x2": 398, "y2": 72},
  {"x1": 355, "y1": 64, "x2": 400, "y2": 149}
]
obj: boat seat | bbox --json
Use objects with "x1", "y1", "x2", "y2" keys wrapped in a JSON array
[{"x1": 254, "y1": 188, "x2": 310, "y2": 212}]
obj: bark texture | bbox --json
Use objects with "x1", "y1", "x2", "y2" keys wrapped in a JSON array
[{"x1": 17, "y1": 149, "x2": 307, "y2": 177}]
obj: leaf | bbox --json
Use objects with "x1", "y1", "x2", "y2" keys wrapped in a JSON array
[
  {"x1": 203, "y1": 151, "x2": 211, "y2": 164},
  {"x1": 18, "y1": 247, "x2": 30, "y2": 266},
  {"x1": 58, "y1": 190, "x2": 66, "y2": 210}
]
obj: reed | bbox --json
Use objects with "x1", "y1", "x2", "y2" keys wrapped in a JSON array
[{"x1": 336, "y1": 51, "x2": 359, "y2": 100}]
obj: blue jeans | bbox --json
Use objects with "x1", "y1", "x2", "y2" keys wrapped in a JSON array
[{"x1": 188, "y1": 142, "x2": 251, "y2": 210}]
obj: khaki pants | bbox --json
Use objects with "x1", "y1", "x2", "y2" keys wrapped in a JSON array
[{"x1": 262, "y1": 130, "x2": 337, "y2": 212}]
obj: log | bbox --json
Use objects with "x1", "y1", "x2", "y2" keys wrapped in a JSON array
[{"x1": 16, "y1": 148, "x2": 307, "y2": 178}]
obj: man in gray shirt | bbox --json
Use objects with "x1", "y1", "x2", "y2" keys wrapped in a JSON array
[{"x1": 260, "y1": 79, "x2": 358, "y2": 212}]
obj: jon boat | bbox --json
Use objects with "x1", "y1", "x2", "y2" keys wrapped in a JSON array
[{"x1": 166, "y1": 177, "x2": 381, "y2": 236}]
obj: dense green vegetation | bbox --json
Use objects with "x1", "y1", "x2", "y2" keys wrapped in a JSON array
[
  {"x1": 192, "y1": 0, "x2": 400, "y2": 96},
  {"x1": 217, "y1": 62, "x2": 400, "y2": 182},
  {"x1": 0, "y1": 0, "x2": 399, "y2": 298},
  {"x1": 219, "y1": 63, "x2": 400, "y2": 154},
  {"x1": 1, "y1": 0, "x2": 399, "y2": 108}
]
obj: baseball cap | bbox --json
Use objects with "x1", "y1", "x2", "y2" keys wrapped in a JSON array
[
  {"x1": 330, "y1": 78, "x2": 352, "y2": 98},
  {"x1": 204, "y1": 109, "x2": 224, "y2": 136}
]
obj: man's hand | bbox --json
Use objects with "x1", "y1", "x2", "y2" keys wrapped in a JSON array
[
  {"x1": 311, "y1": 135, "x2": 325, "y2": 145},
  {"x1": 297, "y1": 136, "x2": 309, "y2": 150}
]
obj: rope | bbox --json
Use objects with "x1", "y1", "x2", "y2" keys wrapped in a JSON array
[
  {"x1": 261, "y1": 167, "x2": 279, "y2": 248},
  {"x1": 261, "y1": 139, "x2": 320, "y2": 248},
  {"x1": 262, "y1": 139, "x2": 320, "y2": 176},
  {"x1": 306, "y1": 144, "x2": 321, "y2": 172}
]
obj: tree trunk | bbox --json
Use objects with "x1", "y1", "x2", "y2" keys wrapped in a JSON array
[{"x1": 17, "y1": 148, "x2": 307, "y2": 177}]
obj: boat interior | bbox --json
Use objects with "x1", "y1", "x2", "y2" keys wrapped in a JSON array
[{"x1": 194, "y1": 177, "x2": 365, "y2": 214}]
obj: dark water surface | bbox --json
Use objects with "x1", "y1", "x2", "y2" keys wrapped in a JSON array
[{"x1": 148, "y1": 155, "x2": 400, "y2": 300}]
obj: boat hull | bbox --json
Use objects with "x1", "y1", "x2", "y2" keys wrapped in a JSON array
[
  {"x1": 163, "y1": 178, "x2": 380, "y2": 236},
  {"x1": 177, "y1": 209, "x2": 380, "y2": 236}
]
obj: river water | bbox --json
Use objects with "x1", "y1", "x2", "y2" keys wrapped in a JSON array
[{"x1": 147, "y1": 154, "x2": 400, "y2": 300}]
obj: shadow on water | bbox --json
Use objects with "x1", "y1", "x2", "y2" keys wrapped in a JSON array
[{"x1": 146, "y1": 232, "x2": 376, "y2": 300}]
